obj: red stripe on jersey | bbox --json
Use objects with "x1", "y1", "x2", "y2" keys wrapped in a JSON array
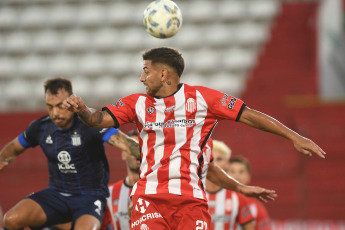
[
  {"x1": 156, "y1": 96, "x2": 177, "y2": 194},
  {"x1": 179, "y1": 86, "x2": 198, "y2": 197},
  {"x1": 136, "y1": 98, "x2": 157, "y2": 194},
  {"x1": 104, "y1": 84, "x2": 245, "y2": 200}
]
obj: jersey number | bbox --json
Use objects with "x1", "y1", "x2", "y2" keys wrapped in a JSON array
[{"x1": 196, "y1": 220, "x2": 207, "y2": 230}]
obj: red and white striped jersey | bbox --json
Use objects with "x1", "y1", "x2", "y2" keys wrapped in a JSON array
[
  {"x1": 207, "y1": 189, "x2": 254, "y2": 230},
  {"x1": 103, "y1": 83, "x2": 245, "y2": 200},
  {"x1": 101, "y1": 179, "x2": 132, "y2": 230},
  {"x1": 248, "y1": 197, "x2": 272, "y2": 230}
]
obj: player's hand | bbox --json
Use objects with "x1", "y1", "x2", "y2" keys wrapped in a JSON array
[
  {"x1": 293, "y1": 136, "x2": 326, "y2": 159},
  {"x1": 239, "y1": 185, "x2": 277, "y2": 203},
  {"x1": 0, "y1": 161, "x2": 9, "y2": 171},
  {"x1": 63, "y1": 94, "x2": 87, "y2": 113}
]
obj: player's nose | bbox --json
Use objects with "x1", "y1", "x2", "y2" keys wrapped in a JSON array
[{"x1": 140, "y1": 73, "x2": 146, "y2": 82}]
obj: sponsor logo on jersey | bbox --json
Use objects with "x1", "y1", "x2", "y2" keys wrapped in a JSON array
[
  {"x1": 164, "y1": 105, "x2": 175, "y2": 112},
  {"x1": 143, "y1": 119, "x2": 196, "y2": 129},
  {"x1": 115, "y1": 98, "x2": 125, "y2": 108},
  {"x1": 57, "y1": 151, "x2": 77, "y2": 173},
  {"x1": 135, "y1": 198, "x2": 150, "y2": 214},
  {"x1": 227, "y1": 97, "x2": 237, "y2": 110},
  {"x1": 94, "y1": 200, "x2": 102, "y2": 216},
  {"x1": 185, "y1": 98, "x2": 196, "y2": 113},
  {"x1": 131, "y1": 212, "x2": 163, "y2": 228},
  {"x1": 221, "y1": 94, "x2": 230, "y2": 106},
  {"x1": 45, "y1": 135, "x2": 53, "y2": 144},
  {"x1": 140, "y1": 223, "x2": 149, "y2": 230},
  {"x1": 71, "y1": 132, "x2": 81, "y2": 146}
]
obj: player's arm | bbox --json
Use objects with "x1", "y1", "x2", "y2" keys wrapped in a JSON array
[
  {"x1": 108, "y1": 130, "x2": 140, "y2": 159},
  {"x1": 242, "y1": 221, "x2": 255, "y2": 230},
  {"x1": 238, "y1": 106, "x2": 326, "y2": 158},
  {"x1": 63, "y1": 94, "x2": 115, "y2": 129},
  {"x1": 0, "y1": 137, "x2": 26, "y2": 171},
  {"x1": 207, "y1": 161, "x2": 277, "y2": 203}
]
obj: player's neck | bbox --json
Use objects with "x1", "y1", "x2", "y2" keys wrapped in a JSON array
[
  {"x1": 125, "y1": 172, "x2": 140, "y2": 187},
  {"x1": 155, "y1": 82, "x2": 181, "y2": 98}
]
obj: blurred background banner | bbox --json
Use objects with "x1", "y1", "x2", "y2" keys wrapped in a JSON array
[{"x1": 1, "y1": 0, "x2": 345, "y2": 229}]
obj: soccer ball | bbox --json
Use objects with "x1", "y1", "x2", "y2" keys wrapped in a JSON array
[{"x1": 143, "y1": 0, "x2": 183, "y2": 39}]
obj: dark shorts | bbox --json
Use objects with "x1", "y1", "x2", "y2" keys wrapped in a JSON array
[{"x1": 27, "y1": 188, "x2": 107, "y2": 227}]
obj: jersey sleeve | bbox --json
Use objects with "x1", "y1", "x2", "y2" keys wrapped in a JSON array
[
  {"x1": 102, "y1": 95, "x2": 139, "y2": 128},
  {"x1": 237, "y1": 193, "x2": 255, "y2": 225},
  {"x1": 18, "y1": 119, "x2": 41, "y2": 148},
  {"x1": 100, "y1": 128, "x2": 119, "y2": 143},
  {"x1": 196, "y1": 86, "x2": 246, "y2": 121}
]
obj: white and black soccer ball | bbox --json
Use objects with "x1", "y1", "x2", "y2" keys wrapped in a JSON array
[{"x1": 143, "y1": 0, "x2": 183, "y2": 39}]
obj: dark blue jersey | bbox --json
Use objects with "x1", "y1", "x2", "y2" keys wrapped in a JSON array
[{"x1": 18, "y1": 115, "x2": 118, "y2": 197}]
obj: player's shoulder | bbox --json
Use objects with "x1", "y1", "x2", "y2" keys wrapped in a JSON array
[
  {"x1": 108, "y1": 179, "x2": 125, "y2": 189},
  {"x1": 28, "y1": 115, "x2": 51, "y2": 128},
  {"x1": 183, "y1": 83, "x2": 222, "y2": 97}
]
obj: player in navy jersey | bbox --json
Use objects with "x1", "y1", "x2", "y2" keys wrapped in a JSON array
[
  {"x1": 101, "y1": 130, "x2": 140, "y2": 230},
  {"x1": 0, "y1": 78, "x2": 140, "y2": 230},
  {"x1": 63, "y1": 47, "x2": 325, "y2": 230}
]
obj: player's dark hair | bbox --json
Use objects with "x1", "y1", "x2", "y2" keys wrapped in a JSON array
[
  {"x1": 44, "y1": 77, "x2": 73, "y2": 95},
  {"x1": 230, "y1": 156, "x2": 251, "y2": 173},
  {"x1": 142, "y1": 47, "x2": 184, "y2": 77}
]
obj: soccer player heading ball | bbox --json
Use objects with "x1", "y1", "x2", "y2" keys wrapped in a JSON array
[{"x1": 63, "y1": 47, "x2": 326, "y2": 230}]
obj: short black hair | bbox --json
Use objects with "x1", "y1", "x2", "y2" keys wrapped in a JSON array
[
  {"x1": 44, "y1": 77, "x2": 73, "y2": 95},
  {"x1": 142, "y1": 47, "x2": 185, "y2": 77},
  {"x1": 230, "y1": 156, "x2": 251, "y2": 173}
]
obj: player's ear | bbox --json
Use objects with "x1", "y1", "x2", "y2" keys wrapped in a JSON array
[{"x1": 160, "y1": 69, "x2": 168, "y2": 81}]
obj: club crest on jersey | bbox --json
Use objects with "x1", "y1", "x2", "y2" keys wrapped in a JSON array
[
  {"x1": 45, "y1": 135, "x2": 53, "y2": 144},
  {"x1": 135, "y1": 198, "x2": 150, "y2": 214},
  {"x1": 147, "y1": 107, "x2": 155, "y2": 114},
  {"x1": 71, "y1": 132, "x2": 81, "y2": 146},
  {"x1": 185, "y1": 98, "x2": 196, "y2": 113}
]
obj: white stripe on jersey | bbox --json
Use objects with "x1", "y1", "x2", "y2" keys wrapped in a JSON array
[
  {"x1": 230, "y1": 192, "x2": 239, "y2": 230},
  {"x1": 129, "y1": 84, "x2": 243, "y2": 200},
  {"x1": 189, "y1": 90, "x2": 208, "y2": 198},
  {"x1": 144, "y1": 98, "x2": 166, "y2": 194},
  {"x1": 207, "y1": 190, "x2": 240, "y2": 230}
]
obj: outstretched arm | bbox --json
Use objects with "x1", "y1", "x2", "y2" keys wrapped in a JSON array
[
  {"x1": 108, "y1": 130, "x2": 140, "y2": 159},
  {"x1": 63, "y1": 94, "x2": 115, "y2": 129},
  {"x1": 207, "y1": 162, "x2": 277, "y2": 203},
  {"x1": 0, "y1": 137, "x2": 26, "y2": 171},
  {"x1": 239, "y1": 107, "x2": 326, "y2": 158}
]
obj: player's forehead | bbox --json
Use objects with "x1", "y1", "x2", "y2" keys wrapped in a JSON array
[
  {"x1": 143, "y1": 60, "x2": 153, "y2": 70},
  {"x1": 230, "y1": 162, "x2": 247, "y2": 171},
  {"x1": 143, "y1": 60, "x2": 164, "y2": 71},
  {"x1": 45, "y1": 88, "x2": 69, "y2": 104},
  {"x1": 213, "y1": 149, "x2": 227, "y2": 159}
]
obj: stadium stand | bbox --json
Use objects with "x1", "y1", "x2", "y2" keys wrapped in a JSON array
[
  {"x1": 1, "y1": 0, "x2": 345, "y2": 229},
  {"x1": 0, "y1": 0, "x2": 279, "y2": 112}
]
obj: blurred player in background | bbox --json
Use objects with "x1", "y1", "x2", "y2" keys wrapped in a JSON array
[
  {"x1": 101, "y1": 130, "x2": 140, "y2": 230},
  {"x1": 229, "y1": 156, "x2": 272, "y2": 230},
  {"x1": 0, "y1": 78, "x2": 139, "y2": 230},
  {"x1": 206, "y1": 140, "x2": 255, "y2": 230},
  {"x1": 63, "y1": 47, "x2": 325, "y2": 230}
]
